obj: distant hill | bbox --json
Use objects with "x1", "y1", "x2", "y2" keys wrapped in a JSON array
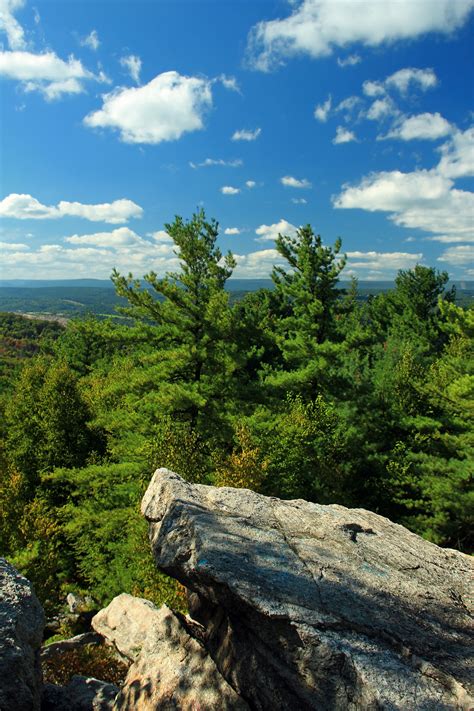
[{"x1": 0, "y1": 279, "x2": 472, "y2": 317}]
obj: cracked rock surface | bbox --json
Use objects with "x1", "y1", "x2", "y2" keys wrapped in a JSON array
[
  {"x1": 0, "y1": 557, "x2": 45, "y2": 711},
  {"x1": 92, "y1": 593, "x2": 248, "y2": 710},
  {"x1": 142, "y1": 468, "x2": 474, "y2": 711}
]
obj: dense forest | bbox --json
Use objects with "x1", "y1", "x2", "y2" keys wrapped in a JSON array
[{"x1": 0, "y1": 211, "x2": 472, "y2": 615}]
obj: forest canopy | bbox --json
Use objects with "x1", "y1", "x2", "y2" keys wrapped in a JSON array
[{"x1": 0, "y1": 211, "x2": 472, "y2": 613}]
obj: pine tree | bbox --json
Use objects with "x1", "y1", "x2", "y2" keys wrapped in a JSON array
[{"x1": 110, "y1": 210, "x2": 238, "y2": 448}]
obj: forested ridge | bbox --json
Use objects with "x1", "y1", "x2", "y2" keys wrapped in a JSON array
[{"x1": 0, "y1": 211, "x2": 472, "y2": 614}]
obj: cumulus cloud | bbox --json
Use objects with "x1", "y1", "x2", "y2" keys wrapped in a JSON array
[
  {"x1": 232, "y1": 127, "x2": 261, "y2": 141},
  {"x1": 233, "y1": 248, "x2": 285, "y2": 277},
  {"x1": 362, "y1": 79, "x2": 385, "y2": 97},
  {"x1": 0, "y1": 0, "x2": 26, "y2": 49},
  {"x1": 245, "y1": 180, "x2": 256, "y2": 188},
  {"x1": 335, "y1": 95, "x2": 361, "y2": 114},
  {"x1": 333, "y1": 126, "x2": 356, "y2": 144},
  {"x1": 427, "y1": 233, "x2": 474, "y2": 243},
  {"x1": 314, "y1": 94, "x2": 331, "y2": 121},
  {"x1": 385, "y1": 67, "x2": 438, "y2": 94},
  {"x1": 281, "y1": 175, "x2": 311, "y2": 188},
  {"x1": 334, "y1": 169, "x2": 451, "y2": 212},
  {"x1": 347, "y1": 250, "x2": 423, "y2": 270},
  {"x1": 0, "y1": 49, "x2": 98, "y2": 99},
  {"x1": 224, "y1": 227, "x2": 241, "y2": 235},
  {"x1": 0, "y1": 193, "x2": 143, "y2": 223},
  {"x1": 217, "y1": 74, "x2": 240, "y2": 92},
  {"x1": 334, "y1": 167, "x2": 473, "y2": 242},
  {"x1": 437, "y1": 245, "x2": 474, "y2": 265},
  {"x1": 65, "y1": 227, "x2": 142, "y2": 246},
  {"x1": 292, "y1": 197, "x2": 307, "y2": 204},
  {"x1": 149, "y1": 230, "x2": 173, "y2": 243},
  {"x1": 337, "y1": 54, "x2": 361, "y2": 67},
  {"x1": 220, "y1": 186, "x2": 240, "y2": 195},
  {"x1": 120, "y1": 54, "x2": 141, "y2": 84},
  {"x1": 84, "y1": 71, "x2": 213, "y2": 144},
  {"x1": 384, "y1": 112, "x2": 452, "y2": 141},
  {"x1": 1, "y1": 229, "x2": 181, "y2": 279},
  {"x1": 246, "y1": 0, "x2": 474, "y2": 71},
  {"x1": 436, "y1": 127, "x2": 474, "y2": 178},
  {"x1": 0, "y1": 240, "x2": 28, "y2": 250},
  {"x1": 190, "y1": 158, "x2": 242, "y2": 168},
  {"x1": 366, "y1": 97, "x2": 399, "y2": 121},
  {"x1": 255, "y1": 218, "x2": 298, "y2": 242},
  {"x1": 81, "y1": 29, "x2": 100, "y2": 51}
]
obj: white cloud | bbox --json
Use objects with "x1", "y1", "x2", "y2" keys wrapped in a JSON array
[
  {"x1": 217, "y1": 74, "x2": 240, "y2": 92},
  {"x1": 84, "y1": 71, "x2": 213, "y2": 144},
  {"x1": 246, "y1": 0, "x2": 474, "y2": 71},
  {"x1": 232, "y1": 127, "x2": 261, "y2": 141},
  {"x1": 281, "y1": 175, "x2": 311, "y2": 188},
  {"x1": 0, "y1": 193, "x2": 143, "y2": 223},
  {"x1": 363, "y1": 67, "x2": 438, "y2": 102},
  {"x1": 0, "y1": 240, "x2": 28, "y2": 250},
  {"x1": 190, "y1": 158, "x2": 242, "y2": 168},
  {"x1": 335, "y1": 95, "x2": 361, "y2": 113},
  {"x1": 65, "y1": 227, "x2": 142, "y2": 247},
  {"x1": 427, "y1": 233, "x2": 474, "y2": 243},
  {"x1": 347, "y1": 250, "x2": 423, "y2": 270},
  {"x1": 149, "y1": 230, "x2": 173, "y2": 243},
  {"x1": 0, "y1": 0, "x2": 26, "y2": 50},
  {"x1": 392, "y1": 189, "x2": 474, "y2": 237},
  {"x1": 220, "y1": 186, "x2": 240, "y2": 195},
  {"x1": 0, "y1": 50, "x2": 96, "y2": 99},
  {"x1": 436, "y1": 127, "x2": 474, "y2": 178},
  {"x1": 333, "y1": 126, "x2": 356, "y2": 144},
  {"x1": 366, "y1": 97, "x2": 399, "y2": 120},
  {"x1": 334, "y1": 169, "x2": 451, "y2": 212},
  {"x1": 363, "y1": 80, "x2": 385, "y2": 97},
  {"x1": 337, "y1": 54, "x2": 361, "y2": 67},
  {"x1": 437, "y1": 245, "x2": 474, "y2": 265},
  {"x1": 255, "y1": 218, "x2": 298, "y2": 242},
  {"x1": 385, "y1": 112, "x2": 452, "y2": 141},
  {"x1": 314, "y1": 94, "x2": 331, "y2": 121},
  {"x1": 385, "y1": 67, "x2": 438, "y2": 94},
  {"x1": 1, "y1": 230, "x2": 181, "y2": 279},
  {"x1": 81, "y1": 29, "x2": 100, "y2": 51},
  {"x1": 245, "y1": 180, "x2": 256, "y2": 188},
  {"x1": 233, "y1": 248, "x2": 285, "y2": 277},
  {"x1": 120, "y1": 54, "x2": 141, "y2": 84},
  {"x1": 224, "y1": 227, "x2": 241, "y2": 235},
  {"x1": 58, "y1": 199, "x2": 143, "y2": 223},
  {"x1": 292, "y1": 197, "x2": 307, "y2": 204},
  {"x1": 334, "y1": 167, "x2": 473, "y2": 242}
]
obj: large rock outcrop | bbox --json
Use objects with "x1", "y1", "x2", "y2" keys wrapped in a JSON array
[
  {"x1": 92, "y1": 593, "x2": 248, "y2": 710},
  {"x1": 0, "y1": 557, "x2": 45, "y2": 711},
  {"x1": 142, "y1": 468, "x2": 474, "y2": 711}
]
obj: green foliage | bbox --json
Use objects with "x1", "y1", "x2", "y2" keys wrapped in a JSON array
[
  {"x1": 0, "y1": 215, "x2": 471, "y2": 622},
  {"x1": 4, "y1": 358, "x2": 104, "y2": 484},
  {"x1": 43, "y1": 644, "x2": 128, "y2": 687}
]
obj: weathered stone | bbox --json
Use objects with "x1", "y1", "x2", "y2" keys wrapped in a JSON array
[
  {"x1": 142, "y1": 468, "x2": 474, "y2": 711},
  {"x1": 92, "y1": 594, "x2": 248, "y2": 710},
  {"x1": 0, "y1": 557, "x2": 45, "y2": 711},
  {"x1": 41, "y1": 676, "x2": 119, "y2": 710}
]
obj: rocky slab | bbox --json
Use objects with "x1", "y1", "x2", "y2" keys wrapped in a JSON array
[
  {"x1": 0, "y1": 558, "x2": 45, "y2": 711},
  {"x1": 142, "y1": 468, "x2": 474, "y2": 711},
  {"x1": 92, "y1": 594, "x2": 248, "y2": 710}
]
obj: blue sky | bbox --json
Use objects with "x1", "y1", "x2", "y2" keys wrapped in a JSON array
[{"x1": 1, "y1": 0, "x2": 473, "y2": 281}]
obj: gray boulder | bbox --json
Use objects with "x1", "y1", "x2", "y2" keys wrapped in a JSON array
[
  {"x1": 92, "y1": 594, "x2": 248, "y2": 709},
  {"x1": 42, "y1": 676, "x2": 119, "y2": 710},
  {"x1": 0, "y1": 557, "x2": 45, "y2": 711},
  {"x1": 142, "y1": 468, "x2": 474, "y2": 711}
]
